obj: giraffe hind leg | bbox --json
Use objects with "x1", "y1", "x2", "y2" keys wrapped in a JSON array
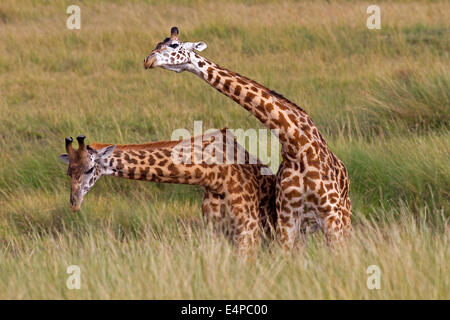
[
  {"x1": 275, "y1": 173, "x2": 305, "y2": 251},
  {"x1": 275, "y1": 210, "x2": 295, "y2": 250},
  {"x1": 323, "y1": 207, "x2": 347, "y2": 248}
]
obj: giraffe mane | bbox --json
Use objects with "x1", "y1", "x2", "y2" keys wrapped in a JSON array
[
  {"x1": 89, "y1": 140, "x2": 181, "y2": 151},
  {"x1": 88, "y1": 128, "x2": 230, "y2": 151},
  {"x1": 215, "y1": 63, "x2": 306, "y2": 113}
]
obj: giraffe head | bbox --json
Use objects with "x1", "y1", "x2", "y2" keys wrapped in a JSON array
[
  {"x1": 58, "y1": 135, "x2": 116, "y2": 211},
  {"x1": 144, "y1": 26, "x2": 207, "y2": 73}
]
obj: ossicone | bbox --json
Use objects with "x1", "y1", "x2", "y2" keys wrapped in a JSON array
[{"x1": 170, "y1": 26, "x2": 179, "y2": 40}]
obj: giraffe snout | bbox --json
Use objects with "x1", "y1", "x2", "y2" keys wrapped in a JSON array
[
  {"x1": 70, "y1": 191, "x2": 82, "y2": 211},
  {"x1": 144, "y1": 55, "x2": 156, "y2": 69}
]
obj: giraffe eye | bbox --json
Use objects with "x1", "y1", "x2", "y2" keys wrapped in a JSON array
[
  {"x1": 169, "y1": 43, "x2": 179, "y2": 49},
  {"x1": 85, "y1": 167, "x2": 94, "y2": 174}
]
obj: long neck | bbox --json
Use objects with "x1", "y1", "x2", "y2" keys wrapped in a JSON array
[
  {"x1": 97, "y1": 144, "x2": 221, "y2": 189},
  {"x1": 187, "y1": 54, "x2": 313, "y2": 151}
]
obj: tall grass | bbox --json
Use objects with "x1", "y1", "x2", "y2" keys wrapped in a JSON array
[
  {"x1": 0, "y1": 0, "x2": 448, "y2": 299},
  {"x1": 0, "y1": 204, "x2": 448, "y2": 299}
]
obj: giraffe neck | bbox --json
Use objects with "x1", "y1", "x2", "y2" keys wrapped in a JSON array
[
  {"x1": 92, "y1": 143, "x2": 221, "y2": 189},
  {"x1": 187, "y1": 54, "x2": 312, "y2": 151}
]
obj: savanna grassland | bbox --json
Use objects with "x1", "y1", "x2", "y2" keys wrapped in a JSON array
[{"x1": 0, "y1": 0, "x2": 448, "y2": 299}]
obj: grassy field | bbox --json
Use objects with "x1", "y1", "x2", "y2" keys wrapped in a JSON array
[{"x1": 0, "y1": 0, "x2": 448, "y2": 299}]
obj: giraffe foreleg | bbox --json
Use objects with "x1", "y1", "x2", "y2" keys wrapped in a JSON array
[
  {"x1": 275, "y1": 165, "x2": 305, "y2": 252},
  {"x1": 202, "y1": 191, "x2": 229, "y2": 236},
  {"x1": 275, "y1": 189, "x2": 301, "y2": 251},
  {"x1": 227, "y1": 197, "x2": 260, "y2": 258}
]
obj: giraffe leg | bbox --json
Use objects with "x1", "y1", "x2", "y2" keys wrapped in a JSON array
[
  {"x1": 275, "y1": 165, "x2": 304, "y2": 252},
  {"x1": 341, "y1": 200, "x2": 353, "y2": 241},
  {"x1": 275, "y1": 188, "x2": 300, "y2": 251},
  {"x1": 323, "y1": 207, "x2": 347, "y2": 248},
  {"x1": 227, "y1": 198, "x2": 260, "y2": 258},
  {"x1": 296, "y1": 224, "x2": 307, "y2": 249},
  {"x1": 202, "y1": 191, "x2": 228, "y2": 236},
  {"x1": 276, "y1": 214, "x2": 297, "y2": 251}
]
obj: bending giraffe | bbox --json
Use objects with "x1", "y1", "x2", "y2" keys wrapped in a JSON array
[
  {"x1": 58, "y1": 130, "x2": 276, "y2": 254},
  {"x1": 143, "y1": 27, "x2": 352, "y2": 249}
]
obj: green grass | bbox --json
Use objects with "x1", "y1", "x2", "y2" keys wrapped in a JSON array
[{"x1": 0, "y1": 0, "x2": 449, "y2": 299}]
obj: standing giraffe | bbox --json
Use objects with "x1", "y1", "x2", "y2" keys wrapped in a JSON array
[
  {"x1": 58, "y1": 130, "x2": 276, "y2": 254},
  {"x1": 143, "y1": 27, "x2": 352, "y2": 249}
]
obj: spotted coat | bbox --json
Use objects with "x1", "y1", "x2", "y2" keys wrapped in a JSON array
[
  {"x1": 59, "y1": 130, "x2": 276, "y2": 255},
  {"x1": 144, "y1": 27, "x2": 352, "y2": 249}
]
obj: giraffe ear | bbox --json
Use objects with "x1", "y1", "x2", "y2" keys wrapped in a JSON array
[
  {"x1": 193, "y1": 42, "x2": 207, "y2": 52},
  {"x1": 58, "y1": 154, "x2": 69, "y2": 164},
  {"x1": 97, "y1": 145, "x2": 116, "y2": 159}
]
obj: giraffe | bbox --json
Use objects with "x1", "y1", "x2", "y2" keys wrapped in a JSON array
[
  {"x1": 143, "y1": 27, "x2": 352, "y2": 249},
  {"x1": 58, "y1": 130, "x2": 276, "y2": 254}
]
